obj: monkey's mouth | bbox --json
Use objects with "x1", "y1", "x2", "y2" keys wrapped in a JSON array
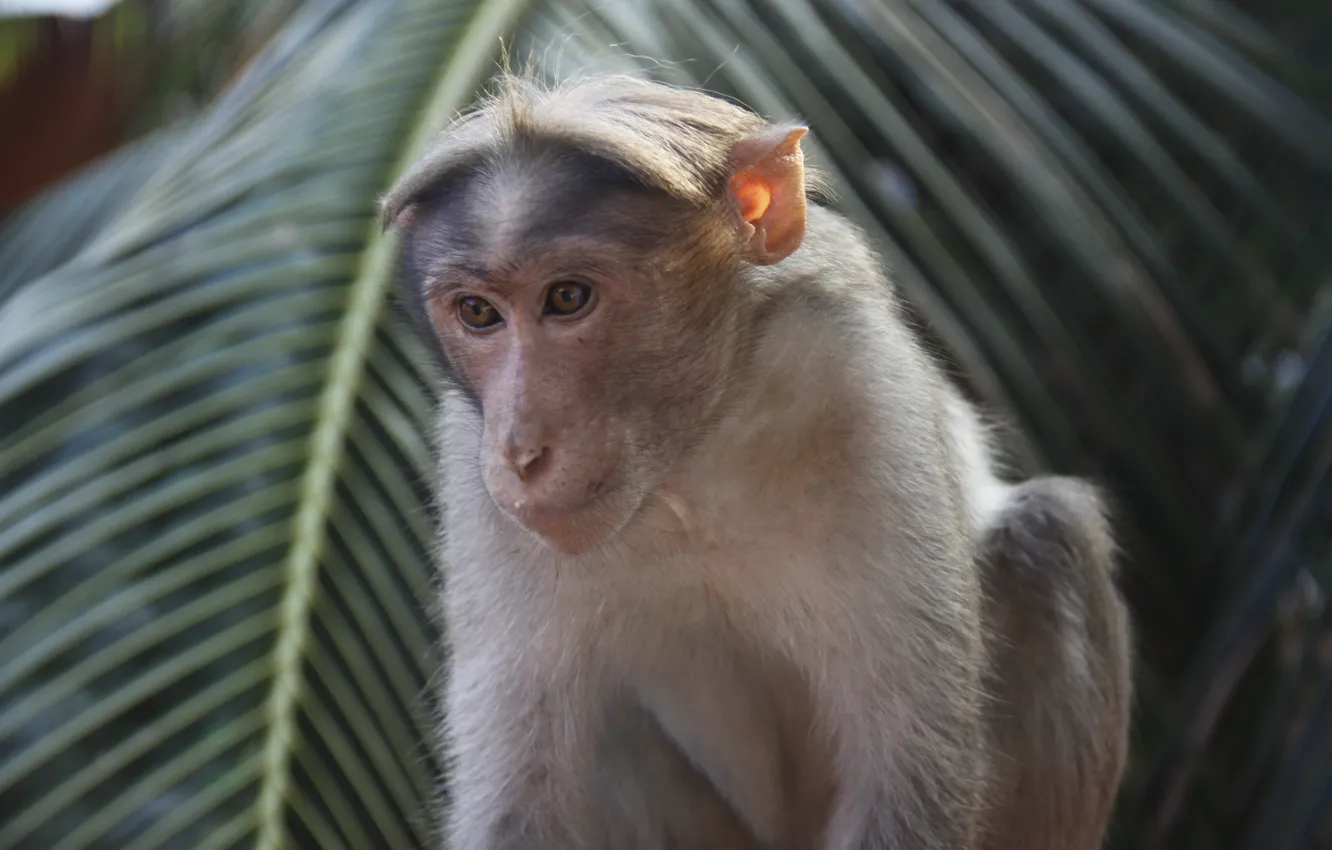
[{"x1": 508, "y1": 499, "x2": 586, "y2": 528}]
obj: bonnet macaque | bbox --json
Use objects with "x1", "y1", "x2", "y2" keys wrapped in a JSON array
[{"x1": 383, "y1": 73, "x2": 1132, "y2": 850}]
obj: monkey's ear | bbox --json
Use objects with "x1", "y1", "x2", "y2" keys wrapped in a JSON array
[
  {"x1": 728, "y1": 125, "x2": 808, "y2": 266},
  {"x1": 380, "y1": 198, "x2": 418, "y2": 234}
]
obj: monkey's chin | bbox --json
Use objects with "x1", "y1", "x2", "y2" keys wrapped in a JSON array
[{"x1": 500, "y1": 493, "x2": 636, "y2": 557}]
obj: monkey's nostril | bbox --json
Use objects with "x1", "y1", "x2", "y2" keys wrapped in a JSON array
[{"x1": 506, "y1": 444, "x2": 549, "y2": 481}]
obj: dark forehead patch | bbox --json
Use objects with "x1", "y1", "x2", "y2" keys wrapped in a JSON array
[
  {"x1": 411, "y1": 146, "x2": 687, "y2": 280},
  {"x1": 509, "y1": 149, "x2": 669, "y2": 238}
]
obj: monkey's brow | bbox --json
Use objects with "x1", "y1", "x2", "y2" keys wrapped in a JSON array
[
  {"x1": 423, "y1": 263, "x2": 491, "y2": 297},
  {"x1": 421, "y1": 253, "x2": 622, "y2": 299}
]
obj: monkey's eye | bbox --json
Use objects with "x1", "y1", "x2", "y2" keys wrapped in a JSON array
[
  {"x1": 544, "y1": 281, "x2": 593, "y2": 317},
  {"x1": 458, "y1": 296, "x2": 502, "y2": 330}
]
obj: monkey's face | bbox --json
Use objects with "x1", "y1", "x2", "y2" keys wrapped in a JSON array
[{"x1": 402, "y1": 155, "x2": 746, "y2": 556}]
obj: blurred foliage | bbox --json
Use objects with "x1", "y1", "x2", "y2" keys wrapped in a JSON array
[
  {"x1": 0, "y1": 0, "x2": 304, "y2": 209},
  {"x1": 0, "y1": 0, "x2": 301, "y2": 124},
  {"x1": 1, "y1": 0, "x2": 1330, "y2": 848}
]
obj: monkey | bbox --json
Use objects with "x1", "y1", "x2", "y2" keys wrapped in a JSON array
[{"x1": 382, "y1": 72, "x2": 1132, "y2": 850}]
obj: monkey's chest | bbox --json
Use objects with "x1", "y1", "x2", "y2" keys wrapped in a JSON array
[{"x1": 594, "y1": 619, "x2": 836, "y2": 850}]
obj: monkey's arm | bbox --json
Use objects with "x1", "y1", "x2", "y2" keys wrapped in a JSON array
[
  {"x1": 442, "y1": 653, "x2": 766, "y2": 850},
  {"x1": 824, "y1": 641, "x2": 991, "y2": 850},
  {"x1": 977, "y1": 477, "x2": 1133, "y2": 850},
  {"x1": 440, "y1": 658, "x2": 586, "y2": 850},
  {"x1": 813, "y1": 535, "x2": 993, "y2": 849}
]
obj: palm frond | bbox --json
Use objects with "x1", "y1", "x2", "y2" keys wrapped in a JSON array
[
  {"x1": 0, "y1": 0, "x2": 527, "y2": 847},
  {"x1": 0, "y1": 129, "x2": 179, "y2": 304}
]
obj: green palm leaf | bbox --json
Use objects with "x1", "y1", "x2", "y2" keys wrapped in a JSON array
[{"x1": 0, "y1": 0, "x2": 526, "y2": 846}]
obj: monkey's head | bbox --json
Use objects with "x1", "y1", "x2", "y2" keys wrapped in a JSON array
[{"x1": 383, "y1": 75, "x2": 811, "y2": 555}]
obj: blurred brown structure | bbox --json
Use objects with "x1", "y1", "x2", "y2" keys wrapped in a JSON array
[{"x1": 0, "y1": 15, "x2": 127, "y2": 211}]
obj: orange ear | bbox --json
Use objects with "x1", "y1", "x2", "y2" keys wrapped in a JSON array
[
  {"x1": 729, "y1": 126, "x2": 808, "y2": 265},
  {"x1": 387, "y1": 201, "x2": 418, "y2": 232}
]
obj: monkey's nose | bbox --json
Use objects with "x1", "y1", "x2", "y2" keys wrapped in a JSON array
[{"x1": 503, "y1": 438, "x2": 549, "y2": 481}]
